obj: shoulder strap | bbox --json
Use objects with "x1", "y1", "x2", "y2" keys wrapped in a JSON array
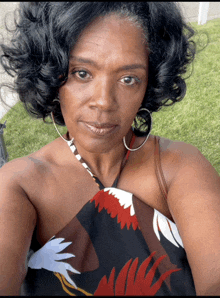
[{"x1": 154, "y1": 135, "x2": 168, "y2": 201}]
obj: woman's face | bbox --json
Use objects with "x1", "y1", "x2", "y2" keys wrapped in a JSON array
[{"x1": 59, "y1": 14, "x2": 149, "y2": 153}]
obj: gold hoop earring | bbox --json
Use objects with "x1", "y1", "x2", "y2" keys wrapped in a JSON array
[
  {"x1": 51, "y1": 112, "x2": 74, "y2": 146},
  {"x1": 123, "y1": 108, "x2": 152, "y2": 152}
]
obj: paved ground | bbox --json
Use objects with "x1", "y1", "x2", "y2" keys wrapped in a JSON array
[
  {"x1": 0, "y1": 2, "x2": 19, "y2": 120},
  {"x1": 0, "y1": 2, "x2": 220, "y2": 120}
]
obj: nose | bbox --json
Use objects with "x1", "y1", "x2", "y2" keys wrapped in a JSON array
[{"x1": 89, "y1": 77, "x2": 117, "y2": 112}]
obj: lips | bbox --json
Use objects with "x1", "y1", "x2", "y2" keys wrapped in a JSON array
[{"x1": 83, "y1": 122, "x2": 118, "y2": 136}]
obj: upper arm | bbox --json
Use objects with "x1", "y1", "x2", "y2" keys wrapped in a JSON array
[
  {"x1": 0, "y1": 161, "x2": 37, "y2": 295},
  {"x1": 166, "y1": 142, "x2": 220, "y2": 295}
]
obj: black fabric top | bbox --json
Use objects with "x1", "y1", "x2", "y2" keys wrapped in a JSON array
[{"x1": 21, "y1": 135, "x2": 196, "y2": 296}]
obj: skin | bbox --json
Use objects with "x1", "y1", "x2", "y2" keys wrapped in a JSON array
[
  {"x1": 59, "y1": 14, "x2": 148, "y2": 185},
  {"x1": 0, "y1": 13, "x2": 220, "y2": 295}
]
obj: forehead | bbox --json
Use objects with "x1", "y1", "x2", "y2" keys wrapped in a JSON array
[{"x1": 70, "y1": 14, "x2": 148, "y2": 67}]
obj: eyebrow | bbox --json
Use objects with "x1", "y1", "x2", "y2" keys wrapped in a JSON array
[{"x1": 69, "y1": 56, "x2": 147, "y2": 71}]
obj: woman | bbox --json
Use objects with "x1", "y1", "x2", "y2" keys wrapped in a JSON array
[{"x1": 0, "y1": 2, "x2": 220, "y2": 296}]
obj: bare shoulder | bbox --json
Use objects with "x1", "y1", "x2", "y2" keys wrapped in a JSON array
[
  {"x1": 0, "y1": 142, "x2": 51, "y2": 183},
  {"x1": 161, "y1": 135, "x2": 220, "y2": 204},
  {"x1": 0, "y1": 152, "x2": 44, "y2": 224},
  {"x1": 156, "y1": 139, "x2": 220, "y2": 294},
  {"x1": 0, "y1": 137, "x2": 65, "y2": 195},
  {"x1": 159, "y1": 135, "x2": 205, "y2": 160},
  {"x1": 157, "y1": 135, "x2": 219, "y2": 182},
  {"x1": 0, "y1": 136, "x2": 71, "y2": 177},
  {"x1": 0, "y1": 155, "x2": 36, "y2": 193},
  {"x1": 0, "y1": 141, "x2": 52, "y2": 294}
]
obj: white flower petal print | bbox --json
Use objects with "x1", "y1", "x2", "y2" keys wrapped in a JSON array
[
  {"x1": 28, "y1": 236, "x2": 80, "y2": 288},
  {"x1": 104, "y1": 187, "x2": 135, "y2": 216},
  {"x1": 153, "y1": 209, "x2": 184, "y2": 248},
  {"x1": 168, "y1": 219, "x2": 184, "y2": 248}
]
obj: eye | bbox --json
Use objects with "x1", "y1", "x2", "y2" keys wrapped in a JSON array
[
  {"x1": 72, "y1": 70, "x2": 91, "y2": 80},
  {"x1": 121, "y1": 76, "x2": 140, "y2": 86}
]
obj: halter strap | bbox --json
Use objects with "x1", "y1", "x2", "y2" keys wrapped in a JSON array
[
  {"x1": 68, "y1": 133, "x2": 136, "y2": 190},
  {"x1": 125, "y1": 134, "x2": 136, "y2": 161},
  {"x1": 154, "y1": 135, "x2": 168, "y2": 201}
]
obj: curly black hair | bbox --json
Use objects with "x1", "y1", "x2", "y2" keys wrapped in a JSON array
[{"x1": 0, "y1": 2, "x2": 196, "y2": 136}]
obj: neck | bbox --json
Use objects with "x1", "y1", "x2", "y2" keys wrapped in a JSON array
[{"x1": 68, "y1": 130, "x2": 133, "y2": 186}]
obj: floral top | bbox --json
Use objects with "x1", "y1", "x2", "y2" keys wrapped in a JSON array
[{"x1": 22, "y1": 135, "x2": 196, "y2": 296}]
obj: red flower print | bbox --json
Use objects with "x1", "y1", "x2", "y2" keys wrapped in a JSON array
[
  {"x1": 91, "y1": 188, "x2": 138, "y2": 230},
  {"x1": 94, "y1": 251, "x2": 181, "y2": 296}
]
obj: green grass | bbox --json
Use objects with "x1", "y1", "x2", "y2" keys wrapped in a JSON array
[
  {"x1": 1, "y1": 102, "x2": 67, "y2": 159},
  {"x1": 150, "y1": 18, "x2": 220, "y2": 175},
  {"x1": 1, "y1": 18, "x2": 220, "y2": 175}
]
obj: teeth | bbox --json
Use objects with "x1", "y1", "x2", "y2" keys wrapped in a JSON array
[{"x1": 88, "y1": 124, "x2": 111, "y2": 131}]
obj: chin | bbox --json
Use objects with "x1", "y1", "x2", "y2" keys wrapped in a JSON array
[
  {"x1": 75, "y1": 134, "x2": 122, "y2": 154},
  {"x1": 87, "y1": 140, "x2": 118, "y2": 153}
]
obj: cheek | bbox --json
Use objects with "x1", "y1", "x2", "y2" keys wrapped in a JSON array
[
  {"x1": 121, "y1": 89, "x2": 145, "y2": 115},
  {"x1": 120, "y1": 99, "x2": 143, "y2": 131},
  {"x1": 59, "y1": 84, "x2": 79, "y2": 115},
  {"x1": 59, "y1": 80, "x2": 93, "y2": 109}
]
